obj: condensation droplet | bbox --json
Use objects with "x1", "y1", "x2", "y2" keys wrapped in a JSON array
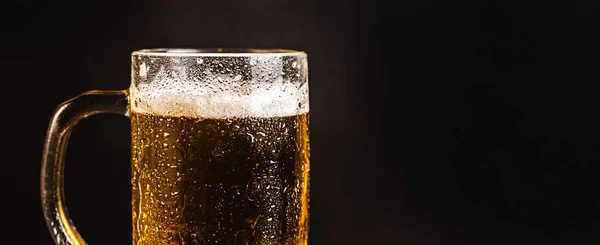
[{"x1": 212, "y1": 147, "x2": 224, "y2": 157}]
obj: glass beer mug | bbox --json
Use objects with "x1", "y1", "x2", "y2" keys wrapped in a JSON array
[{"x1": 41, "y1": 49, "x2": 310, "y2": 245}]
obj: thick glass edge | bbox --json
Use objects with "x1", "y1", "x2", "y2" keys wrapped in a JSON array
[{"x1": 132, "y1": 48, "x2": 307, "y2": 57}]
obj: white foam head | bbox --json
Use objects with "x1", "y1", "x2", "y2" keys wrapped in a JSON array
[{"x1": 130, "y1": 51, "x2": 309, "y2": 118}]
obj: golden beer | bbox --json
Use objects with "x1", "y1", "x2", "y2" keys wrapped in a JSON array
[{"x1": 131, "y1": 111, "x2": 310, "y2": 245}]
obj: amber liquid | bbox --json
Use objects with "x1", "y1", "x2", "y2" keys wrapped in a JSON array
[{"x1": 130, "y1": 112, "x2": 309, "y2": 245}]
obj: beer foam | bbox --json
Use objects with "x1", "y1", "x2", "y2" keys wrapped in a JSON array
[{"x1": 130, "y1": 76, "x2": 309, "y2": 119}]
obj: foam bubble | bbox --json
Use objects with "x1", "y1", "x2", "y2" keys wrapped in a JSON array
[{"x1": 130, "y1": 74, "x2": 309, "y2": 119}]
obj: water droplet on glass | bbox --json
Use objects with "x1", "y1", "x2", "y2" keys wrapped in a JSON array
[
  {"x1": 212, "y1": 147, "x2": 224, "y2": 157},
  {"x1": 163, "y1": 132, "x2": 170, "y2": 138},
  {"x1": 234, "y1": 74, "x2": 242, "y2": 81}
]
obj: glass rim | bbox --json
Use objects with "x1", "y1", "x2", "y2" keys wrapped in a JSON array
[{"x1": 132, "y1": 48, "x2": 306, "y2": 57}]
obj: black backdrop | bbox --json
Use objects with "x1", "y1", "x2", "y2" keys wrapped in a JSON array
[{"x1": 2, "y1": 0, "x2": 600, "y2": 244}]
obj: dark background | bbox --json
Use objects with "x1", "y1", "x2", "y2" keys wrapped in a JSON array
[{"x1": 2, "y1": 0, "x2": 600, "y2": 244}]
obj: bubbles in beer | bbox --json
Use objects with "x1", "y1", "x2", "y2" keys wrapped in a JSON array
[{"x1": 131, "y1": 112, "x2": 309, "y2": 245}]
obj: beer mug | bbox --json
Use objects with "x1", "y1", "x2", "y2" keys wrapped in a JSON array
[{"x1": 41, "y1": 49, "x2": 310, "y2": 245}]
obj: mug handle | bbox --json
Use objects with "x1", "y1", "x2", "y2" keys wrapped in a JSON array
[{"x1": 41, "y1": 90, "x2": 128, "y2": 245}]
